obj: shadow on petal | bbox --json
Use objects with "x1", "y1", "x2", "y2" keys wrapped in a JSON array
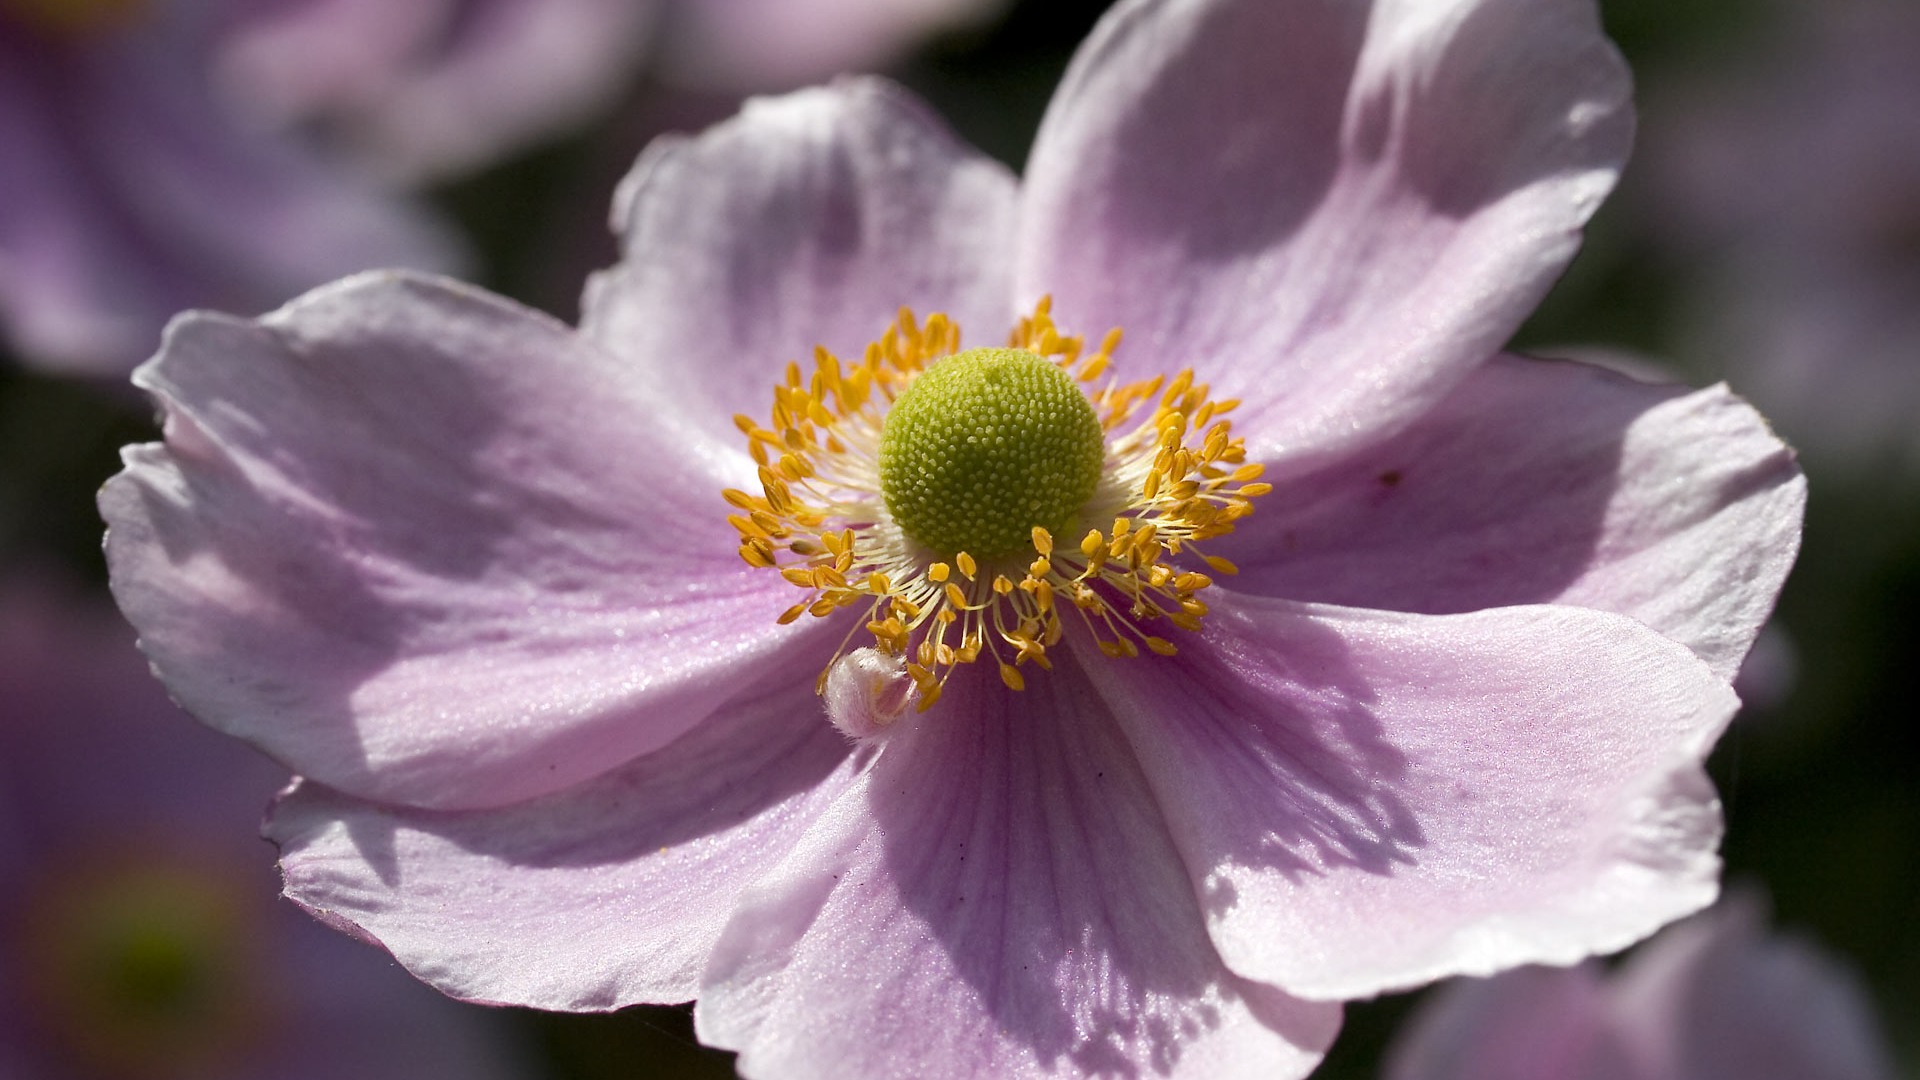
[{"x1": 855, "y1": 657, "x2": 1334, "y2": 1076}]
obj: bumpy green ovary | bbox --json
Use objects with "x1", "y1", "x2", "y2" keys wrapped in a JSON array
[{"x1": 879, "y1": 348, "x2": 1106, "y2": 562}]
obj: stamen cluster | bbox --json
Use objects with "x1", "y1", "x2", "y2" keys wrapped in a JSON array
[{"x1": 723, "y1": 300, "x2": 1271, "y2": 713}]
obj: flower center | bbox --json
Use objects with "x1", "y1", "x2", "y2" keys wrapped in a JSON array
[
  {"x1": 878, "y1": 347, "x2": 1106, "y2": 562},
  {"x1": 725, "y1": 299, "x2": 1270, "y2": 720},
  {"x1": 1, "y1": 0, "x2": 148, "y2": 35}
]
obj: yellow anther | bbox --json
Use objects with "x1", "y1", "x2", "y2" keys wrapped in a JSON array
[{"x1": 729, "y1": 299, "x2": 1268, "y2": 707}]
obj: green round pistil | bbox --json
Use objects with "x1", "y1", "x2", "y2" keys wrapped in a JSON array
[{"x1": 879, "y1": 347, "x2": 1106, "y2": 561}]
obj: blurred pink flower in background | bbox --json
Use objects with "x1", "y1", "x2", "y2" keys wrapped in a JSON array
[
  {"x1": 0, "y1": 575, "x2": 530, "y2": 1080},
  {"x1": 0, "y1": 0, "x2": 464, "y2": 376},
  {"x1": 1382, "y1": 892, "x2": 1899, "y2": 1080},
  {"x1": 1639, "y1": 0, "x2": 1920, "y2": 476},
  {"x1": 2, "y1": 0, "x2": 1004, "y2": 375},
  {"x1": 98, "y1": 0, "x2": 1804, "y2": 1076},
  {"x1": 213, "y1": 0, "x2": 659, "y2": 183},
  {"x1": 214, "y1": 0, "x2": 1010, "y2": 183}
]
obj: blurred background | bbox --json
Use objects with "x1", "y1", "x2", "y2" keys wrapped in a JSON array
[{"x1": 1, "y1": 0, "x2": 1913, "y2": 1076}]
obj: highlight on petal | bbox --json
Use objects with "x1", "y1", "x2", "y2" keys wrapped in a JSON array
[
  {"x1": 1020, "y1": 0, "x2": 1633, "y2": 470},
  {"x1": 1089, "y1": 591, "x2": 1738, "y2": 1002},
  {"x1": 1224, "y1": 354, "x2": 1805, "y2": 680},
  {"x1": 102, "y1": 271, "x2": 820, "y2": 812},
  {"x1": 697, "y1": 658, "x2": 1341, "y2": 1079},
  {"x1": 270, "y1": 674, "x2": 857, "y2": 1011},
  {"x1": 581, "y1": 77, "x2": 1018, "y2": 454}
]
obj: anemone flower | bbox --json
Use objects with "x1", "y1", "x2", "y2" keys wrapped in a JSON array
[
  {"x1": 0, "y1": 0, "x2": 462, "y2": 376},
  {"x1": 0, "y1": 576, "x2": 529, "y2": 1079},
  {"x1": 215, "y1": 0, "x2": 1009, "y2": 184},
  {"x1": 1381, "y1": 892, "x2": 1898, "y2": 1080},
  {"x1": 100, "y1": 0, "x2": 1805, "y2": 1076}
]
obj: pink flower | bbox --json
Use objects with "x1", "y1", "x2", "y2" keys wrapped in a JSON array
[
  {"x1": 215, "y1": 0, "x2": 1009, "y2": 184},
  {"x1": 0, "y1": 576, "x2": 529, "y2": 1080},
  {"x1": 0, "y1": 0, "x2": 463, "y2": 375},
  {"x1": 1381, "y1": 893, "x2": 1898, "y2": 1080},
  {"x1": 100, "y1": 0, "x2": 1805, "y2": 1076}
]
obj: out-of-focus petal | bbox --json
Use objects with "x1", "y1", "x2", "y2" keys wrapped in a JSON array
[
  {"x1": 581, "y1": 78, "x2": 1018, "y2": 453},
  {"x1": 1381, "y1": 965, "x2": 1618, "y2": 1080},
  {"x1": 1382, "y1": 894, "x2": 1899, "y2": 1080},
  {"x1": 1222, "y1": 355, "x2": 1804, "y2": 680},
  {"x1": 695, "y1": 659, "x2": 1341, "y2": 1079},
  {"x1": 1091, "y1": 592, "x2": 1735, "y2": 1001},
  {"x1": 1606, "y1": 895, "x2": 1898, "y2": 1080},
  {"x1": 655, "y1": 0, "x2": 1008, "y2": 92},
  {"x1": 102, "y1": 271, "x2": 818, "y2": 811},
  {"x1": 0, "y1": 23, "x2": 463, "y2": 375},
  {"x1": 270, "y1": 677, "x2": 856, "y2": 1010},
  {"x1": 217, "y1": 0, "x2": 659, "y2": 183},
  {"x1": 1019, "y1": 0, "x2": 1631, "y2": 471},
  {"x1": 0, "y1": 576, "x2": 534, "y2": 1080}
]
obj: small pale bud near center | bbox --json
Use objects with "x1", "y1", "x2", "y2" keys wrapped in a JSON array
[{"x1": 824, "y1": 647, "x2": 915, "y2": 742}]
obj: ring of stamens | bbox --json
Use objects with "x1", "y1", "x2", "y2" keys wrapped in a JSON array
[{"x1": 723, "y1": 298, "x2": 1272, "y2": 712}]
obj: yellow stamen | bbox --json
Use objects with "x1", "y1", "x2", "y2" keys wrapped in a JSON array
[{"x1": 721, "y1": 300, "x2": 1271, "y2": 707}]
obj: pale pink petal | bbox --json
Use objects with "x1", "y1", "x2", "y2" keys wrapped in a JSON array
[
  {"x1": 102, "y1": 271, "x2": 823, "y2": 811},
  {"x1": 581, "y1": 77, "x2": 1018, "y2": 453},
  {"x1": 1222, "y1": 355, "x2": 1804, "y2": 680},
  {"x1": 1606, "y1": 895, "x2": 1898, "y2": 1080},
  {"x1": 1019, "y1": 0, "x2": 1631, "y2": 470},
  {"x1": 1089, "y1": 592, "x2": 1736, "y2": 1001},
  {"x1": 696, "y1": 659, "x2": 1340, "y2": 1079},
  {"x1": 269, "y1": 677, "x2": 856, "y2": 1010},
  {"x1": 1381, "y1": 965, "x2": 1620, "y2": 1080}
]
